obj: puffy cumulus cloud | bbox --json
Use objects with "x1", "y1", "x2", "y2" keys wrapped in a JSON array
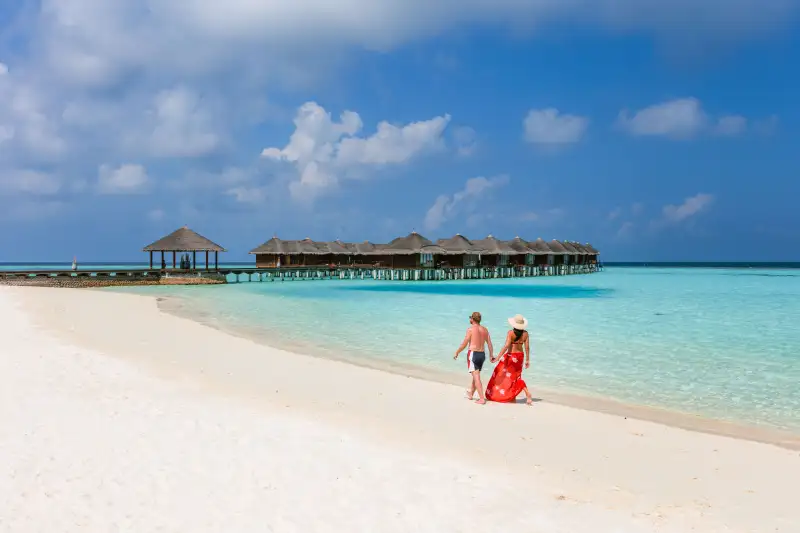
[
  {"x1": 617, "y1": 98, "x2": 756, "y2": 139},
  {"x1": 523, "y1": 108, "x2": 588, "y2": 145},
  {"x1": 262, "y1": 102, "x2": 450, "y2": 201},
  {"x1": 617, "y1": 98, "x2": 708, "y2": 139},
  {"x1": 97, "y1": 164, "x2": 151, "y2": 194},
  {"x1": 424, "y1": 175, "x2": 509, "y2": 231},
  {"x1": 662, "y1": 193, "x2": 714, "y2": 223}
]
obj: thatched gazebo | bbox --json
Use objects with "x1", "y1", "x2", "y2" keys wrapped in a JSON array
[{"x1": 143, "y1": 226, "x2": 226, "y2": 271}]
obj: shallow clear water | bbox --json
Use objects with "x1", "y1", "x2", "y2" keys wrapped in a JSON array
[{"x1": 109, "y1": 268, "x2": 798, "y2": 431}]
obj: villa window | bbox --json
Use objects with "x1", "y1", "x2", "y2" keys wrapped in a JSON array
[
  {"x1": 498, "y1": 254, "x2": 509, "y2": 266},
  {"x1": 464, "y1": 254, "x2": 478, "y2": 267},
  {"x1": 525, "y1": 254, "x2": 534, "y2": 265},
  {"x1": 420, "y1": 253, "x2": 434, "y2": 267}
]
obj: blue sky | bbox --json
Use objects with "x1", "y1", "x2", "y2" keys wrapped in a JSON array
[{"x1": 0, "y1": 1, "x2": 798, "y2": 262}]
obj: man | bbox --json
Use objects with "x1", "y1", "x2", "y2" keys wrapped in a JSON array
[{"x1": 454, "y1": 311, "x2": 493, "y2": 404}]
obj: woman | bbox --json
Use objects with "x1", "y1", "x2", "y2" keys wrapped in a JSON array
[{"x1": 485, "y1": 314, "x2": 533, "y2": 405}]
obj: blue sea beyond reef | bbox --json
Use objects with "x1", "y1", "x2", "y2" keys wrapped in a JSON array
[{"x1": 4, "y1": 263, "x2": 799, "y2": 432}]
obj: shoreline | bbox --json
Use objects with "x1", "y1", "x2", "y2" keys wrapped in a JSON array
[
  {"x1": 6, "y1": 285, "x2": 800, "y2": 531},
  {"x1": 153, "y1": 293, "x2": 800, "y2": 450}
]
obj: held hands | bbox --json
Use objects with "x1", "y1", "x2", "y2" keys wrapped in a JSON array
[
  {"x1": 525, "y1": 360, "x2": 530, "y2": 369},
  {"x1": 453, "y1": 352, "x2": 459, "y2": 360}
]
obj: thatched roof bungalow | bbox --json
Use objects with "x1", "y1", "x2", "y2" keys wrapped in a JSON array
[
  {"x1": 248, "y1": 232, "x2": 599, "y2": 269},
  {"x1": 436, "y1": 234, "x2": 485, "y2": 267}
]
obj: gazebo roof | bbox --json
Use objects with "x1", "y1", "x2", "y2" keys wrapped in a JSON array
[{"x1": 144, "y1": 226, "x2": 226, "y2": 252}]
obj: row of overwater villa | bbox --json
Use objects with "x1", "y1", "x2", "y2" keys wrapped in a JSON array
[{"x1": 246, "y1": 231, "x2": 601, "y2": 281}]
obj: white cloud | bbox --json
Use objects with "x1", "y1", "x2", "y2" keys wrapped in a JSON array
[
  {"x1": 615, "y1": 221, "x2": 635, "y2": 240},
  {"x1": 262, "y1": 102, "x2": 449, "y2": 201},
  {"x1": 97, "y1": 164, "x2": 151, "y2": 194},
  {"x1": 617, "y1": 98, "x2": 707, "y2": 139},
  {"x1": 141, "y1": 87, "x2": 222, "y2": 158},
  {"x1": 0, "y1": 170, "x2": 61, "y2": 195},
  {"x1": 424, "y1": 175, "x2": 509, "y2": 231},
  {"x1": 523, "y1": 108, "x2": 588, "y2": 145},
  {"x1": 618, "y1": 99, "x2": 761, "y2": 139},
  {"x1": 453, "y1": 126, "x2": 477, "y2": 156},
  {"x1": 518, "y1": 208, "x2": 565, "y2": 225},
  {"x1": 714, "y1": 115, "x2": 747, "y2": 136},
  {"x1": 662, "y1": 193, "x2": 714, "y2": 223}
]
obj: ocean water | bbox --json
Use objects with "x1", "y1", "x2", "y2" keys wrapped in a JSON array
[{"x1": 105, "y1": 267, "x2": 800, "y2": 433}]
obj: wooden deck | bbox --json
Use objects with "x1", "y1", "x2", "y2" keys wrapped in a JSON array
[{"x1": 0, "y1": 263, "x2": 602, "y2": 284}]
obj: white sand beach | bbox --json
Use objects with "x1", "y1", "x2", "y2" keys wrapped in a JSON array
[{"x1": 1, "y1": 286, "x2": 799, "y2": 533}]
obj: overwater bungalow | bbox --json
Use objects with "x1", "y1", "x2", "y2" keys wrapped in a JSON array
[
  {"x1": 436, "y1": 234, "x2": 484, "y2": 267},
  {"x1": 248, "y1": 231, "x2": 601, "y2": 280}
]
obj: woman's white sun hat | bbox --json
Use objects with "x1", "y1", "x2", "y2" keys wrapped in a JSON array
[{"x1": 508, "y1": 314, "x2": 529, "y2": 330}]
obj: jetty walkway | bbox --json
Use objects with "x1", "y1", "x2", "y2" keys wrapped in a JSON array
[{"x1": 0, "y1": 263, "x2": 602, "y2": 287}]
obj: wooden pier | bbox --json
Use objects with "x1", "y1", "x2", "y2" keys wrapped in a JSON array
[
  {"x1": 0, "y1": 262, "x2": 602, "y2": 287},
  {"x1": 224, "y1": 262, "x2": 602, "y2": 283}
]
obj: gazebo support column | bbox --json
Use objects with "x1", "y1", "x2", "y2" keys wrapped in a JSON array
[
  {"x1": 149, "y1": 251, "x2": 153, "y2": 269},
  {"x1": 192, "y1": 251, "x2": 196, "y2": 271},
  {"x1": 205, "y1": 251, "x2": 209, "y2": 271},
  {"x1": 215, "y1": 251, "x2": 218, "y2": 270},
  {"x1": 172, "y1": 251, "x2": 176, "y2": 269},
  {"x1": 161, "y1": 251, "x2": 165, "y2": 270}
]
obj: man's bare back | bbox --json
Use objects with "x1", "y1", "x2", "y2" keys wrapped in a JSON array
[{"x1": 468, "y1": 324, "x2": 489, "y2": 352}]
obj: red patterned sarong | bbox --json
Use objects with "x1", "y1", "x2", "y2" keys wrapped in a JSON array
[{"x1": 485, "y1": 352, "x2": 527, "y2": 402}]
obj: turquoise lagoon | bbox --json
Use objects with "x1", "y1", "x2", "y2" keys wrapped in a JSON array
[{"x1": 106, "y1": 267, "x2": 800, "y2": 433}]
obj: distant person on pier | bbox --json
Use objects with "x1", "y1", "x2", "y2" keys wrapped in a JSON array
[
  {"x1": 71, "y1": 257, "x2": 77, "y2": 271},
  {"x1": 454, "y1": 311, "x2": 493, "y2": 404},
  {"x1": 486, "y1": 314, "x2": 533, "y2": 406}
]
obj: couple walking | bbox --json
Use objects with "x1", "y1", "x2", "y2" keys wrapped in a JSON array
[{"x1": 454, "y1": 312, "x2": 533, "y2": 405}]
